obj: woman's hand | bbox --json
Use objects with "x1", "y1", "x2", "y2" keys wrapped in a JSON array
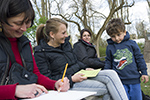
[
  {"x1": 15, "y1": 84, "x2": 48, "y2": 99},
  {"x1": 85, "y1": 68, "x2": 94, "y2": 71},
  {"x1": 55, "y1": 77, "x2": 70, "y2": 92},
  {"x1": 72, "y1": 73, "x2": 87, "y2": 82}
]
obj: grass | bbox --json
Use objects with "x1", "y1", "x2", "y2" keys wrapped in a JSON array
[{"x1": 141, "y1": 76, "x2": 150, "y2": 96}]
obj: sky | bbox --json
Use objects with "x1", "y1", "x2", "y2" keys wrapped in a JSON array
[{"x1": 130, "y1": 0, "x2": 149, "y2": 22}]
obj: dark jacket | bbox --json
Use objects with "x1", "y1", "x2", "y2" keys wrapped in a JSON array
[
  {"x1": 73, "y1": 39, "x2": 105, "y2": 69},
  {"x1": 0, "y1": 33, "x2": 34, "y2": 85},
  {"x1": 104, "y1": 31, "x2": 147, "y2": 84},
  {"x1": 34, "y1": 36, "x2": 87, "y2": 87}
]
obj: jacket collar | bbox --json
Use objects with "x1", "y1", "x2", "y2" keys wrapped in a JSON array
[
  {"x1": 79, "y1": 39, "x2": 94, "y2": 47},
  {"x1": 35, "y1": 36, "x2": 71, "y2": 52}
]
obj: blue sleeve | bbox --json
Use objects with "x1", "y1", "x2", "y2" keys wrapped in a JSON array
[
  {"x1": 132, "y1": 41, "x2": 147, "y2": 75},
  {"x1": 104, "y1": 46, "x2": 112, "y2": 69}
]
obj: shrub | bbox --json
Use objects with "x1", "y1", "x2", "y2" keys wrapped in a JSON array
[
  {"x1": 137, "y1": 43, "x2": 144, "y2": 54},
  {"x1": 99, "y1": 46, "x2": 106, "y2": 61}
]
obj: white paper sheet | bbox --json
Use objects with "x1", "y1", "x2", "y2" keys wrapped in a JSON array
[{"x1": 22, "y1": 90, "x2": 96, "y2": 100}]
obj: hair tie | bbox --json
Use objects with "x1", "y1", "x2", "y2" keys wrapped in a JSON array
[{"x1": 0, "y1": 22, "x2": 2, "y2": 32}]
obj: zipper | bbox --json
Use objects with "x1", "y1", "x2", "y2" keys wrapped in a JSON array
[
  {"x1": 5, "y1": 76, "x2": 9, "y2": 85},
  {"x1": 0, "y1": 51, "x2": 10, "y2": 85}
]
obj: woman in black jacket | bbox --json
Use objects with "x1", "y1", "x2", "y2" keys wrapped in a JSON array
[
  {"x1": 34, "y1": 18, "x2": 128, "y2": 100},
  {"x1": 73, "y1": 29, "x2": 105, "y2": 69}
]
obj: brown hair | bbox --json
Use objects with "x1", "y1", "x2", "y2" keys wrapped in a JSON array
[
  {"x1": 106, "y1": 18, "x2": 125, "y2": 36},
  {"x1": 80, "y1": 29, "x2": 91, "y2": 39},
  {"x1": 0, "y1": 0, "x2": 35, "y2": 27},
  {"x1": 36, "y1": 18, "x2": 68, "y2": 45}
]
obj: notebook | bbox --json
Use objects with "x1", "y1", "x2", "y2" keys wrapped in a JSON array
[
  {"x1": 75, "y1": 68, "x2": 101, "y2": 77},
  {"x1": 22, "y1": 90, "x2": 96, "y2": 100}
]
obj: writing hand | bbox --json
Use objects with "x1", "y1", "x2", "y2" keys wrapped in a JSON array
[{"x1": 55, "y1": 77, "x2": 70, "y2": 92}]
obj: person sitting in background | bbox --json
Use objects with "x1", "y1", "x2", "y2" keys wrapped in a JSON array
[
  {"x1": 73, "y1": 29, "x2": 105, "y2": 69},
  {"x1": 34, "y1": 18, "x2": 128, "y2": 100},
  {"x1": 0, "y1": 0, "x2": 69, "y2": 99}
]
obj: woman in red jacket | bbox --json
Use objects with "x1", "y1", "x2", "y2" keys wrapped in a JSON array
[{"x1": 0, "y1": 0, "x2": 69, "y2": 99}]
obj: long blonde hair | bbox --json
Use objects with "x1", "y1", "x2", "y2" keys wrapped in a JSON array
[{"x1": 36, "y1": 18, "x2": 68, "y2": 45}]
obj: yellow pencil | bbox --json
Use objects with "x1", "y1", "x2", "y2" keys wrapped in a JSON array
[
  {"x1": 58, "y1": 63, "x2": 68, "y2": 92},
  {"x1": 61, "y1": 63, "x2": 68, "y2": 82}
]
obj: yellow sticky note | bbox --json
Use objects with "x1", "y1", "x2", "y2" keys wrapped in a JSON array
[{"x1": 75, "y1": 68, "x2": 101, "y2": 77}]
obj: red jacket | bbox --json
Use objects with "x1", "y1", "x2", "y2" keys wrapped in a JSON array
[{"x1": 0, "y1": 38, "x2": 56, "y2": 100}]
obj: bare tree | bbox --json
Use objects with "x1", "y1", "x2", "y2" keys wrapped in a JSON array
[
  {"x1": 143, "y1": 0, "x2": 150, "y2": 63},
  {"x1": 146, "y1": 0, "x2": 150, "y2": 7},
  {"x1": 135, "y1": 21, "x2": 146, "y2": 39},
  {"x1": 146, "y1": 0, "x2": 150, "y2": 22},
  {"x1": 50, "y1": 0, "x2": 134, "y2": 56},
  {"x1": 31, "y1": 0, "x2": 135, "y2": 57},
  {"x1": 32, "y1": 0, "x2": 53, "y2": 18}
]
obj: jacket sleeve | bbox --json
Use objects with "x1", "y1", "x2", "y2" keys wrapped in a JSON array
[
  {"x1": 104, "y1": 46, "x2": 112, "y2": 69},
  {"x1": 31, "y1": 44, "x2": 56, "y2": 90},
  {"x1": 132, "y1": 41, "x2": 148, "y2": 75},
  {"x1": 50, "y1": 61, "x2": 86, "y2": 88},
  {"x1": 49, "y1": 54, "x2": 87, "y2": 87},
  {"x1": 73, "y1": 43, "x2": 104, "y2": 69},
  {"x1": 34, "y1": 51, "x2": 52, "y2": 78},
  {"x1": 0, "y1": 84, "x2": 17, "y2": 100}
]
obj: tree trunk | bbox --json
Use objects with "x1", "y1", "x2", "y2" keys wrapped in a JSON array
[{"x1": 144, "y1": 40, "x2": 150, "y2": 63}]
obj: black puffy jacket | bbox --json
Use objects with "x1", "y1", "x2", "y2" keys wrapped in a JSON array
[
  {"x1": 34, "y1": 36, "x2": 86, "y2": 87},
  {"x1": 0, "y1": 33, "x2": 34, "y2": 85},
  {"x1": 73, "y1": 39, "x2": 105, "y2": 69}
]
